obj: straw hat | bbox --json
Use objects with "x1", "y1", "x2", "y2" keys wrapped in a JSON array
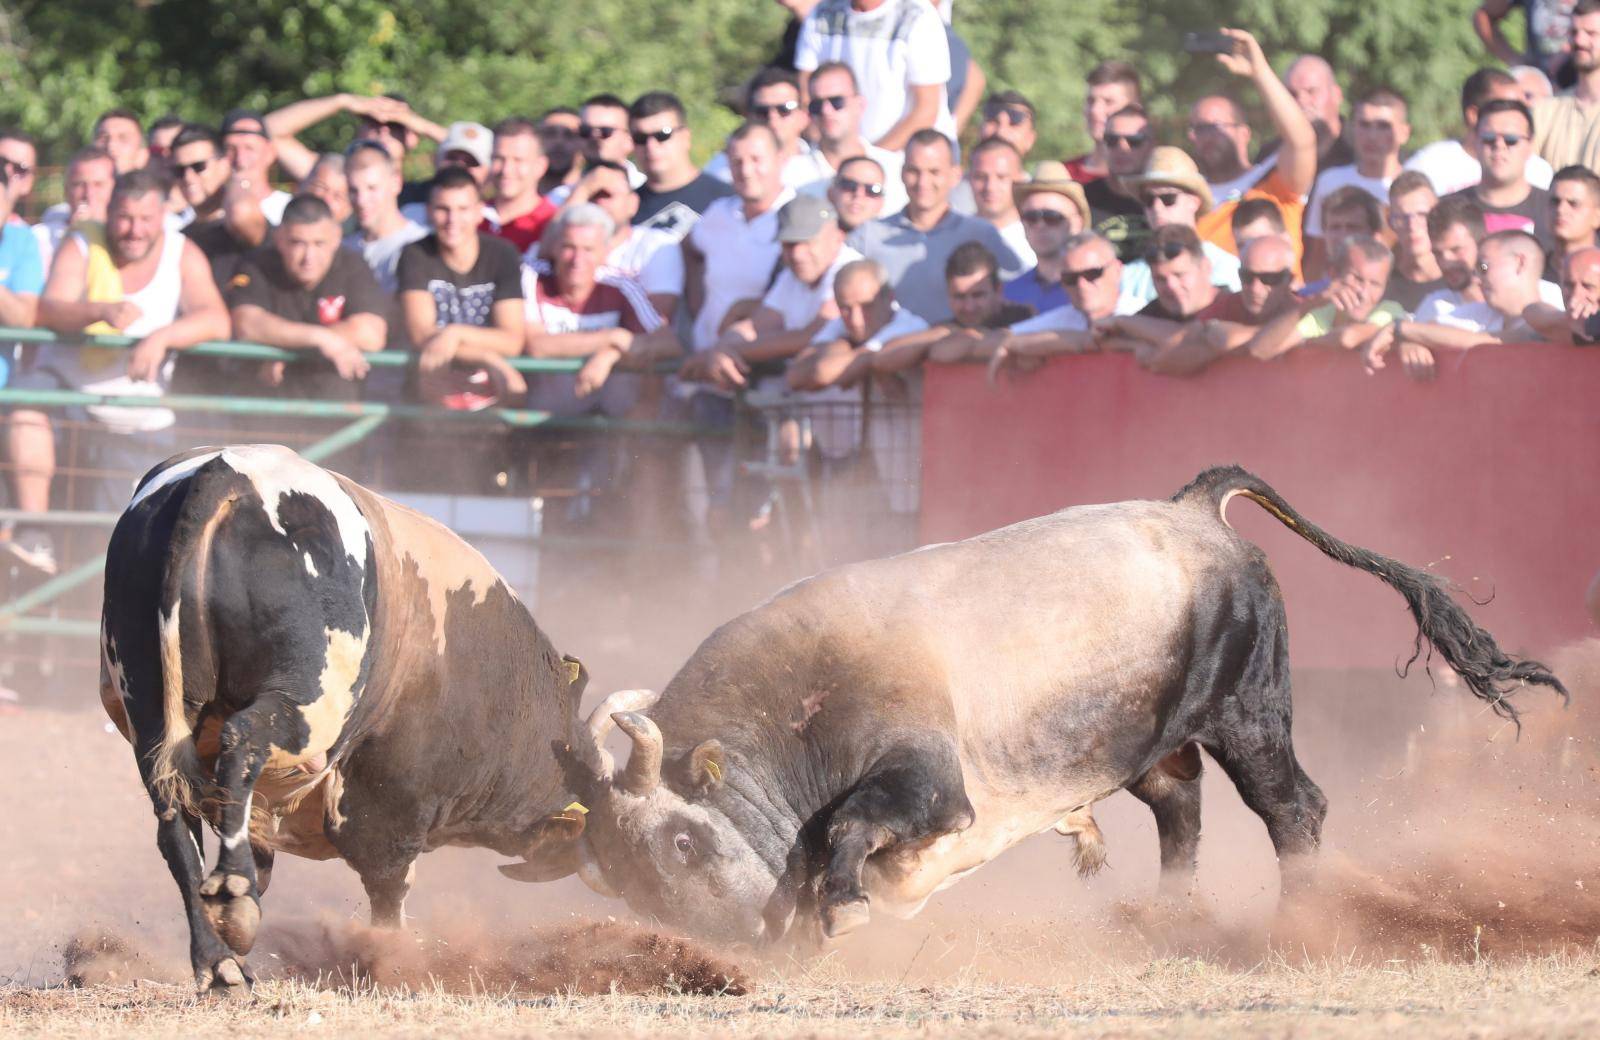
[
  {"x1": 1013, "y1": 160, "x2": 1091, "y2": 226},
  {"x1": 1126, "y1": 146, "x2": 1215, "y2": 215}
]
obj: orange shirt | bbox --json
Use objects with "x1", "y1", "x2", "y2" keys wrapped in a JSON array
[{"x1": 1196, "y1": 168, "x2": 1306, "y2": 278}]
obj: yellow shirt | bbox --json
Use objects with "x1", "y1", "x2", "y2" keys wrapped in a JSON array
[
  {"x1": 1532, "y1": 94, "x2": 1600, "y2": 172},
  {"x1": 1296, "y1": 300, "x2": 1405, "y2": 339}
]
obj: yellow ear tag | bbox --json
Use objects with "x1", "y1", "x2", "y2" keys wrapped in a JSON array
[
  {"x1": 564, "y1": 659, "x2": 582, "y2": 684},
  {"x1": 703, "y1": 759, "x2": 723, "y2": 783},
  {"x1": 564, "y1": 801, "x2": 589, "y2": 815}
]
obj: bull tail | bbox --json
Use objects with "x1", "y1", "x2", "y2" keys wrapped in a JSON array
[
  {"x1": 142, "y1": 465, "x2": 239, "y2": 818},
  {"x1": 1174, "y1": 465, "x2": 1568, "y2": 723}
]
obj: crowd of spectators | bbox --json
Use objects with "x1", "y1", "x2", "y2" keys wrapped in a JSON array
[{"x1": 2, "y1": 0, "x2": 1599, "y2": 575}]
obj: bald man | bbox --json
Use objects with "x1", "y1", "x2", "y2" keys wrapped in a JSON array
[
  {"x1": 1264, "y1": 55, "x2": 1355, "y2": 172},
  {"x1": 1186, "y1": 29, "x2": 1318, "y2": 204},
  {"x1": 1528, "y1": 244, "x2": 1600, "y2": 343}
]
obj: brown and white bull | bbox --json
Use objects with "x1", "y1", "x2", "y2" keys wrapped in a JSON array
[
  {"x1": 101, "y1": 445, "x2": 599, "y2": 996},
  {"x1": 504, "y1": 466, "x2": 1566, "y2": 944}
]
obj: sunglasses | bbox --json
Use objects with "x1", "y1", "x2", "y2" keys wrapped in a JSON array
[
  {"x1": 1021, "y1": 208, "x2": 1069, "y2": 227},
  {"x1": 1143, "y1": 191, "x2": 1185, "y2": 209},
  {"x1": 1240, "y1": 267, "x2": 1292, "y2": 287},
  {"x1": 579, "y1": 124, "x2": 620, "y2": 140},
  {"x1": 1103, "y1": 131, "x2": 1149, "y2": 149},
  {"x1": 1479, "y1": 132, "x2": 1526, "y2": 149},
  {"x1": 631, "y1": 126, "x2": 682, "y2": 146},
  {"x1": 176, "y1": 157, "x2": 212, "y2": 177},
  {"x1": 1186, "y1": 122, "x2": 1241, "y2": 137},
  {"x1": 808, "y1": 95, "x2": 850, "y2": 117},
  {"x1": 984, "y1": 105, "x2": 1033, "y2": 126},
  {"x1": 750, "y1": 100, "x2": 801, "y2": 121},
  {"x1": 362, "y1": 120, "x2": 410, "y2": 139},
  {"x1": 1061, "y1": 266, "x2": 1107, "y2": 287},
  {"x1": 590, "y1": 189, "x2": 616, "y2": 202},
  {"x1": 540, "y1": 126, "x2": 580, "y2": 142},
  {"x1": 0, "y1": 158, "x2": 32, "y2": 176},
  {"x1": 834, "y1": 176, "x2": 884, "y2": 198}
]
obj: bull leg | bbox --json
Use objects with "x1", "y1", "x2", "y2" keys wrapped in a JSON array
[
  {"x1": 134, "y1": 739, "x2": 252, "y2": 998},
  {"x1": 1128, "y1": 742, "x2": 1204, "y2": 899},
  {"x1": 198, "y1": 703, "x2": 282, "y2": 964},
  {"x1": 1202, "y1": 687, "x2": 1328, "y2": 895},
  {"x1": 819, "y1": 740, "x2": 974, "y2": 939},
  {"x1": 359, "y1": 860, "x2": 417, "y2": 928},
  {"x1": 325, "y1": 760, "x2": 427, "y2": 928}
]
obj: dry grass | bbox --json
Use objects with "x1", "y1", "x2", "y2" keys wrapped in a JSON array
[{"x1": 5, "y1": 946, "x2": 1600, "y2": 1039}]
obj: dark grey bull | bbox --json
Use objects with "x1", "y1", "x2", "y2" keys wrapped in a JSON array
[
  {"x1": 101, "y1": 445, "x2": 599, "y2": 996},
  {"x1": 503, "y1": 466, "x2": 1567, "y2": 943}
]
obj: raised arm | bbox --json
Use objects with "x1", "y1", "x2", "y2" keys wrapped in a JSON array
[{"x1": 1218, "y1": 28, "x2": 1318, "y2": 197}]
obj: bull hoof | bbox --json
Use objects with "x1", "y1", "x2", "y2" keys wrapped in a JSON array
[
  {"x1": 200, "y1": 873, "x2": 261, "y2": 955},
  {"x1": 196, "y1": 955, "x2": 253, "y2": 1001},
  {"x1": 820, "y1": 897, "x2": 871, "y2": 939}
]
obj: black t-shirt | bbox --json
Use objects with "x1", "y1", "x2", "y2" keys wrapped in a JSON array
[
  {"x1": 398, "y1": 178, "x2": 434, "y2": 209},
  {"x1": 634, "y1": 173, "x2": 735, "y2": 241},
  {"x1": 1083, "y1": 178, "x2": 1149, "y2": 263},
  {"x1": 396, "y1": 232, "x2": 523, "y2": 327},
  {"x1": 183, "y1": 218, "x2": 256, "y2": 290},
  {"x1": 1386, "y1": 271, "x2": 1447, "y2": 314},
  {"x1": 1442, "y1": 185, "x2": 1554, "y2": 252},
  {"x1": 228, "y1": 246, "x2": 389, "y2": 401}
]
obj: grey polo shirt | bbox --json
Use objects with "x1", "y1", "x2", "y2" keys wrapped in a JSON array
[{"x1": 847, "y1": 208, "x2": 1022, "y2": 324}]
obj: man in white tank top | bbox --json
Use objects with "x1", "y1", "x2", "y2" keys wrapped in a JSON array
[{"x1": 2, "y1": 168, "x2": 228, "y2": 574}]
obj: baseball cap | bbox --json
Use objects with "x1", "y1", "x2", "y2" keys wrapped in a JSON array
[
  {"x1": 220, "y1": 109, "x2": 269, "y2": 138},
  {"x1": 439, "y1": 121, "x2": 493, "y2": 168},
  {"x1": 777, "y1": 194, "x2": 839, "y2": 243}
]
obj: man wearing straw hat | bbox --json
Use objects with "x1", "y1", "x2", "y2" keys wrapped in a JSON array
[
  {"x1": 1117, "y1": 147, "x2": 1241, "y2": 305},
  {"x1": 1002, "y1": 160, "x2": 1089, "y2": 315}
]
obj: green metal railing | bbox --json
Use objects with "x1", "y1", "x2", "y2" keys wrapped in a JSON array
[{"x1": 0, "y1": 327, "x2": 720, "y2": 640}]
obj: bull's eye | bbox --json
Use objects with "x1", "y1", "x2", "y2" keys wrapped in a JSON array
[{"x1": 673, "y1": 832, "x2": 696, "y2": 859}]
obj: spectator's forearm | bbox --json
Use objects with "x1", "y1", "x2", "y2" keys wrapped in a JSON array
[
  {"x1": 264, "y1": 94, "x2": 352, "y2": 138},
  {"x1": 231, "y1": 306, "x2": 326, "y2": 350},
  {"x1": 731, "y1": 325, "x2": 820, "y2": 364},
  {"x1": 622, "y1": 327, "x2": 684, "y2": 366},
  {"x1": 1397, "y1": 320, "x2": 1498, "y2": 353},
  {"x1": 449, "y1": 324, "x2": 525, "y2": 361},
  {"x1": 335, "y1": 315, "x2": 386, "y2": 353},
  {"x1": 162, "y1": 305, "x2": 232, "y2": 349},
  {"x1": 1245, "y1": 308, "x2": 1305, "y2": 360},
  {"x1": 37, "y1": 298, "x2": 114, "y2": 335},
  {"x1": 525, "y1": 328, "x2": 626, "y2": 359},
  {"x1": 1112, "y1": 315, "x2": 1189, "y2": 349},
  {"x1": 874, "y1": 84, "x2": 941, "y2": 150},
  {"x1": 0, "y1": 288, "x2": 37, "y2": 328},
  {"x1": 952, "y1": 58, "x2": 987, "y2": 136},
  {"x1": 1006, "y1": 330, "x2": 1095, "y2": 356},
  {"x1": 1254, "y1": 52, "x2": 1318, "y2": 197}
]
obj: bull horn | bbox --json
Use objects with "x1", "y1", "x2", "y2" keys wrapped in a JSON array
[
  {"x1": 584, "y1": 689, "x2": 660, "y2": 780},
  {"x1": 612, "y1": 711, "x2": 663, "y2": 794},
  {"x1": 576, "y1": 839, "x2": 619, "y2": 899}
]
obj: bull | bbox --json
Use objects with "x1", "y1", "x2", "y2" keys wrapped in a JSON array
[
  {"x1": 100, "y1": 445, "x2": 599, "y2": 996},
  {"x1": 503, "y1": 466, "x2": 1567, "y2": 943}
]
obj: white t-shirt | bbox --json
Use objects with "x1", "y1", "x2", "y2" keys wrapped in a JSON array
[
  {"x1": 996, "y1": 220, "x2": 1036, "y2": 273},
  {"x1": 260, "y1": 190, "x2": 292, "y2": 226},
  {"x1": 795, "y1": 0, "x2": 956, "y2": 145},
  {"x1": 687, "y1": 189, "x2": 795, "y2": 350},
  {"x1": 1413, "y1": 280, "x2": 1563, "y2": 332},
  {"x1": 608, "y1": 226, "x2": 685, "y2": 298},
  {"x1": 1305, "y1": 165, "x2": 1395, "y2": 236},
  {"x1": 761, "y1": 245, "x2": 864, "y2": 330},
  {"x1": 797, "y1": 142, "x2": 909, "y2": 214},
  {"x1": 1402, "y1": 139, "x2": 1555, "y2": 198},
  {"x1": 1208, "y1": 159, "x2": 1276, "y2": 205},
  {"x1": 344, "y1": 220, "x2": 429, "y2": 295}
]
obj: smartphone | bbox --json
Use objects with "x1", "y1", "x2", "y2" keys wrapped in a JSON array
[{"x1": 1183, "y1": 31, "x2": 1236, "y2": 55}]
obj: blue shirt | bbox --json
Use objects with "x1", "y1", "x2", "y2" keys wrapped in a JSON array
[
  {"x1": 1003, "y1": 269, "x2": 1069, "y2": 314},
  {"x1": 848, "y1": 209, "x2": 1022, "y2": 324},
  {"x1": 0, "y1": 220, "x2": 44, "y2": 297}
]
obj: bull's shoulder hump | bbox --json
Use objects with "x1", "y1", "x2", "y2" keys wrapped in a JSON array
[
  {"x1": 125, "y1": 447, "x2": 229, "y2": 511},
  {"x1": 215, "y1": 444, "x2": 370, "y2": 563}
]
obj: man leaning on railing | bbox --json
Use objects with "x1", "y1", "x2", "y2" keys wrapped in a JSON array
[{"x1": 2, "y1": 168, "x2": 228, "y2": 575}]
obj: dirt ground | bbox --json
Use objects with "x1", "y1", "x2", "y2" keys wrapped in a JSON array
[{"x1": 2, "y1": 624, "x2": 1598, "y2": 1038}]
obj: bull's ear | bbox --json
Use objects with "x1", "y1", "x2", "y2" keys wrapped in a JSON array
[
  {"x1": 688, "y1": 740, "x2": 726, "y2": 792},
  {"x1": 498, "y1": 806, "x2": 586, "y2": 882},
  {"x1": 562, "y1": 655, "x2": 590, "y2": 697}
]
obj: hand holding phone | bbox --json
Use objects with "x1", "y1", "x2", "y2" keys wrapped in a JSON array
[{"x1": 1183, "y1": 31, "x2": 1238, "y2": 55}]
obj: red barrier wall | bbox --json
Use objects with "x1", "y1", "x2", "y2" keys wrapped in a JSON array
[{"x1": 920, "y1": 345, "x2": 1600, "y2": 669}]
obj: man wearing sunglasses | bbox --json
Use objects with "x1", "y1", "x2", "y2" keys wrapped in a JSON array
[
  {"x1": 1002, "y1": 161, "x2": 1089, "y2": 315},
  {"x1": 1065, "y1": 65, "x2": 1138, "y2": 184},
  {"x1": 1247, "y1": 236, "x2": 1403, "y2": 363},
  {"x1": 576, "y1": 94, "x2": 646, "y2": 194},
  {"x1": 1117, "y1": 147, "x2": 1242, "y2": 306},
  {"x1": 986, "y1": 231, "x2": 1140, "y2": 370},
  {"x1": 794, "y1": 0, "x2": 956, "y2": 151},
  {"x1": 264, "y1": 92, "x2": 445, "y2": 186},
  {"x1": 1082, "y1": 106, "x2": 1156, "y2": 262},
  {"x1": 0, "y1": 130, "x2": 38, "y2": 222},
  {"x1": 1441, "y1": 98, "x2": 1552, "y2": 244},
  {"x1": 172, "y1": 126, "x2": 269, "y2": 294},
  {"x1": 630, "y1": 92, "x2": 734, "y2": 242},
  {"x1": 950, "y1": 90, "x2": 1035, "y2": 218},
  {"x1": 797, "y1": 62, "x2": 907, "y2": 213},
  {"x1": 828, "y1": 156, "x2": 890, "y2": 232},
  {"x1": 1405, "y1": 69, "x2": 1554, "y2": 198},
  {"x1": 706, "y1": 68, "x2": 829, "y2": 193}
]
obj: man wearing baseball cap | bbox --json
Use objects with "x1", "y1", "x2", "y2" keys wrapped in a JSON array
[
  {"x1": 686, "y1": 193, "x2": 863, "y2": 392},
  {"x1": 220, "y1": 109, "x2": 293, "y2": 224},
  {"x1": 1003, "y1": 159, "x2": 1089, "y2": 314},
  {"x1": 1118, "y1": 146, "x2": 1241, "y2": 304}
]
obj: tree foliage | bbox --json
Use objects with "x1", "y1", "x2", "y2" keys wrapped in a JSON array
[{"x1": 0, "y1": 0, "x2": 1507, "y2": 166}]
